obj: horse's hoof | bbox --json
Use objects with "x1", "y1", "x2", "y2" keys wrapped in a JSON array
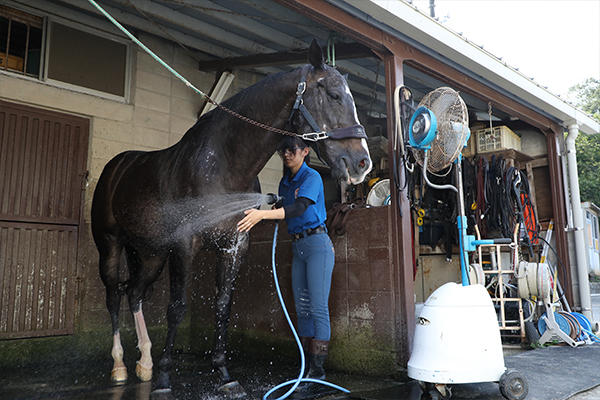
[
  {"x1": 217, "y1": 381, "x2": 247, "y2": 398},
  {"x1": 111, "y1": 366, "x2": 128, "y2": 383},
  {"x1": 151, "y1": 387, "x2": 172, "y2": 394},
  {"x1": 136, "y1": 361, "x2": 153, "y2": 382},
  {"x1": 153, "y1": 371, "x2": 171, "y2": 393}
]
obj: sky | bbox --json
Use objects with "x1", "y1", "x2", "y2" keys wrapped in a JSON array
[{"x1": 409, "y1": 0, "x2": 600, "y2": 101}]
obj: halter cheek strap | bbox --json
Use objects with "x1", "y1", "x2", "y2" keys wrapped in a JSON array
[{"x1": 288, "y1": 71, "x2": 368, "y2": 142}]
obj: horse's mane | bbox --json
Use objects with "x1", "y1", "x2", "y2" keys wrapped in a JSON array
[{"x1": 179, "y1": 67, "x2": 304, "y2": 143}]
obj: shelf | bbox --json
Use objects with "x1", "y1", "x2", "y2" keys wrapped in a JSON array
[{"x1": 477, "y1": 149, "x2": 534, "y2": 162}]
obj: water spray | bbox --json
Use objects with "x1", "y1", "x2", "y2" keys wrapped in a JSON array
[{"x1": 263, "y1": 223, "x2": 349, "y2": 400}]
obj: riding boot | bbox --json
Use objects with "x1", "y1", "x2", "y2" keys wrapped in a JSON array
[
  {"x1": 299, "y1": 337, "x2": 312, "y2": 378},
  {"x1": 293, "y1": 340, "x2": 336, "y2": 399}
]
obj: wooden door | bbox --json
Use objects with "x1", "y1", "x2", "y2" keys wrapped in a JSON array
[{"x1": 0, "y1": 100, "x2": 89, "y2": 338}]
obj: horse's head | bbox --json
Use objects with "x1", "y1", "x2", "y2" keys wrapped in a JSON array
[{"x1": 290, "y1": 40, "x2": 372, "y2": 184}]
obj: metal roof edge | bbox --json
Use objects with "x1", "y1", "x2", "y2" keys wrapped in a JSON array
[
  {"x1": 582, "y1": 202, "x2": 600, "y2": 215},
  {"x1": 333, "y1": 0, "x2": 599, "y2": 135}
]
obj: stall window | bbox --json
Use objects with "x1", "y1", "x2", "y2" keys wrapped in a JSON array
[
  {"x1": 47, "y1": 22, "x2": 127, "y2": 97},
  {"x1": 0, "y1": 6, "x2": 43, "y2": 76}
]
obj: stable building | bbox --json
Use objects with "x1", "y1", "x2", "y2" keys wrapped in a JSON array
[{"x1": 1, "y1": 0, "x2": 599, "y2": 374}]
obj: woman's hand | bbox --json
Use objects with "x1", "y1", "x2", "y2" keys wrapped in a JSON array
[{"x1": 237, "y1": 209, "x2": 264, "y2": 232}]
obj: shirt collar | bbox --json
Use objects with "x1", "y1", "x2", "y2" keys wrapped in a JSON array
[
  {"x1": 283, "y1": 162, "x2": 308, "y2": 185},
  {"x1": 290, "y1": 162, "x2": 308, "y2": 183}
]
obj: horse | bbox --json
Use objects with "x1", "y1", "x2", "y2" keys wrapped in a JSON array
[{"x1": 90, "y1": 40, "x2": 372, "y2": 394}]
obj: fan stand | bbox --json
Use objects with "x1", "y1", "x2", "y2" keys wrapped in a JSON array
[{"x1": 538, "y1": 300, "x2": 587, "y2": 347}]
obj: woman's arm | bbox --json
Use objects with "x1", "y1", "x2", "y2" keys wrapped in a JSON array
[
  {"x1": 236, "y1": 197, "x2": 314, "y2": 232},
  {"x1": 237, "y1": 207, "x2": 285, "y2": 232}
]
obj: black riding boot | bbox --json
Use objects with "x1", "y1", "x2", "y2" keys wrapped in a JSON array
[
  {"x1": 299, "y1": 337, "x2": 312, "y2": 378},
  {"x1": 293, "y1": 340, "x2": 335, "y2": 399}
]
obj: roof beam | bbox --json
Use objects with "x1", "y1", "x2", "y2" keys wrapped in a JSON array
[
  {"x1": 198, "y1": 42, "x2": 375, "y2": 70},
  {"x1": 233, "y1": 0, "x2": 385, "y2": 84}
]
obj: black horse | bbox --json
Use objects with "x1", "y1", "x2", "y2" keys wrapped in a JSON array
[{"x1": 91, "y1": 40, "x2": 372, "y2": 393}]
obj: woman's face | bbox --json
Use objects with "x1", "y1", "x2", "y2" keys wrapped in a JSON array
[{"x1": 279, "y1": 146, "x2": 310, "y2": 171}]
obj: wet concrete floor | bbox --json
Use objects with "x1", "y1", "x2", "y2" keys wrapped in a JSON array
[
  {"x1": 3, "y1": 295, "x2": 600, "y2": 400},
  {"x1": 2, "y1": 347, "x2": 599, "y2": 400},
  {"x1": 0, "y1": 351, "x2": 391, "y2": 400}
]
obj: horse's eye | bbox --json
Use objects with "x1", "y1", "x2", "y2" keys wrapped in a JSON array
[{"x1": 328, "y1": 91, "x2": 340, "y2": 100}]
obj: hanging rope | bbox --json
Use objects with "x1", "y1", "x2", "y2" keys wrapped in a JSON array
[{"x1": 326, "y1": 33, "x2": 336, "y2": 67}]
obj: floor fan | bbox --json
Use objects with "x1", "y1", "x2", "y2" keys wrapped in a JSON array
[{"x1": 403, "y1": 87, "x2": 528, "y2": 400}]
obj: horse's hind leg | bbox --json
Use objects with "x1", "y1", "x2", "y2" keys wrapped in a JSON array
[
  {"x1": 125, "y1": 248, "x2": 167, "y2": 383},
  {"x1": 98, "y1": 242, "x2": 128, "y2": 383},
  {"x1": 155, "y1": 248, "x2": 190, "y2": 391},
  {"x1": 132, "y1": 307, "x2": 153, "y2": 382}
]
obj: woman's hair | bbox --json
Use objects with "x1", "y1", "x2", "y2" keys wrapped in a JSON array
[
  {"x1": 279, "y1": 136, "x2": 311, "y2": 173},
  {"x1": 278, "y1": 136, "x2": 309, "y2": 153}
]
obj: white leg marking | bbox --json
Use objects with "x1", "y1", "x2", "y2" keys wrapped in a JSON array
[
  {"x1": 134, "y1": 308, "x2": 153, "y2": 381},
  {"x1": 111, "y1": 331, "x2": 128, "y2": 382}
]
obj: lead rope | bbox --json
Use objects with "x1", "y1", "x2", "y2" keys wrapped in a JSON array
[{"x1": 87, "y1": 0, "x2": 299, "y2": 137}]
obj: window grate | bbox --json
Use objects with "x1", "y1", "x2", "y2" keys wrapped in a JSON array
[{"x1": 0, "y1": 5, "x2": 42, "y2": 77}]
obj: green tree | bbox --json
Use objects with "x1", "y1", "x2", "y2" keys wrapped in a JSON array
[{"x1": 572, "y1": 78, "x2": 600, "y2": 205}]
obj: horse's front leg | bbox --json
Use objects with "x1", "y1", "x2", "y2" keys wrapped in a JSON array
[{"x1": 213, "y1": 234, "x2": 249, "y2": 394}]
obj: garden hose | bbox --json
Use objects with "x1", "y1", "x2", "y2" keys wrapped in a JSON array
[{"x1": 263, "y1": 223, "x2": 350, "y2": 400}]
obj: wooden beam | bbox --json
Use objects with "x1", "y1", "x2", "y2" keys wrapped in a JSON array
[
  {"x1": 279, "y1": 0, "x2": 560, "y2": 132},
  {"x1": 546, "y1": 128, "x2": 574, "y2": 305},
  {"x1": 384, "y1": 54, "x2": 415, "y2": 366},
  {"x1": 198, "y1": 42, "x2": 375, "y2": 71}
]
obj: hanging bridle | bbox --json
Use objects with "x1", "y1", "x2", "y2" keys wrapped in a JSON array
[{"x1": 288, "y1": 70, "x2": 368, "y2": 142}]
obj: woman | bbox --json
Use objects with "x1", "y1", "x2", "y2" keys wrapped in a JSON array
[{"x1": 237, "y1": 136, "x2": 335, "y2": 398}]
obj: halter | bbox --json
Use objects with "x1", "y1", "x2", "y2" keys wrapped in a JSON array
[{"x1": 288, "y1": 71, "x2": 368, "y2": 142}]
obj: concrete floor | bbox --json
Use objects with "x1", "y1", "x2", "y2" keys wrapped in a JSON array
[
  {"x1": 569, "y1": 293, "x2": 600, "y2": 399},
  {"x1": 1, "y1": 295, "x2": 598, "y2": 399},
  {"x1": 2, "y1": 344, "x2": 598, "y2": 400}
]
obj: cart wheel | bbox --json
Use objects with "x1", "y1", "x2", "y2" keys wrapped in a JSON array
[
  {"x1": 417, "y1": 382, "x2": 452, "y2": 399},
  {"x1": 434, "y1": 383, "x2": 452, "y2": 400},
  {"x1": 499, "y1": 370, "x2": 528, "y2": 400}
]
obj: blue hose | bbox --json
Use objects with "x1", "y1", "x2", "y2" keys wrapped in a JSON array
[
  {"x1": 569, "y1": 312, "x2": 600, "y2": 343},
  {"x1": 263, "y1": 224, "x2": 350, "y2": 400}
]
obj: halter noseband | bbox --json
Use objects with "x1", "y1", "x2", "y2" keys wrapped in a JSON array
[{"x1": 288, "y1": 71, "x2": 368, "y2": 142}]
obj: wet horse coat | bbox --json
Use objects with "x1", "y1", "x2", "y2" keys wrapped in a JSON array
[{"x1": 91, "y1": 41, "x2": 371, "y2": 392}]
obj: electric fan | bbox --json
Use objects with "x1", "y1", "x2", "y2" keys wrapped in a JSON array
[
  {"x1": 404, "y1": 87, "x2": 528, "y2": 400},
  {"x1": 409, "y1": 87, "x2": 470, "y2": 173},
  {"x1": 366, "y1": 179, "x2": 391, "y2": 206}
]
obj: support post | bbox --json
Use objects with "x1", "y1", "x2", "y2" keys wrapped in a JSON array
[
  {"x1": 565, "y1": 123, "x2": 593, "y2": 319},
  {"x1": 384, "y1": 54, "x2": 415, "y2": 365},
  {"x1": 547, "y1": 129, "x2": 574, "y2": 305}
]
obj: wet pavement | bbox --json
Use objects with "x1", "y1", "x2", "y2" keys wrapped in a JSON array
[
  {"x1": 2, "y1": 345, "x2": 600, "y2": 400},
  {"x1": 2, "y1": 295, "x2": 600, "y2": 400},
  {"x1": 0, "y1": 351, "x2": 391, "y2": 400}
]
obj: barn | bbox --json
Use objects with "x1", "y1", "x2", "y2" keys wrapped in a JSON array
[{"x1": 1, "y1": 0, "x2": 599, "y2": 383}]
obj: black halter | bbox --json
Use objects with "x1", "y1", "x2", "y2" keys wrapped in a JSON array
[{"x1": 288, "y1": 71, "x2": 368, "y2": 142}]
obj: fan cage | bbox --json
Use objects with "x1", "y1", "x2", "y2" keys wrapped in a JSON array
[{"x1": 411, "y1": 87, "x2": 470, "y2": 172}]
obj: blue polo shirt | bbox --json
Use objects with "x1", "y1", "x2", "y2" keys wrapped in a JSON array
[{"x1": 278, "y1": 162, "x2": 327, "y2": 235}]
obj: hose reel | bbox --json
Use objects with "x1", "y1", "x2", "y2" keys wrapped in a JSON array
[{"x1": 517, "y1": 261, "x2": 553, "y2": 301}]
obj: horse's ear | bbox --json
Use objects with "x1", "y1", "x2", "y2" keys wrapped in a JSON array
[{"x1": 308, "y1": 39, "x2": 324, "y2": 69}]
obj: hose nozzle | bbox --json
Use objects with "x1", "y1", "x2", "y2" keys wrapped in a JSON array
[{"x1": 266, "y1": 193, "x2": 282, "y2": 206}]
